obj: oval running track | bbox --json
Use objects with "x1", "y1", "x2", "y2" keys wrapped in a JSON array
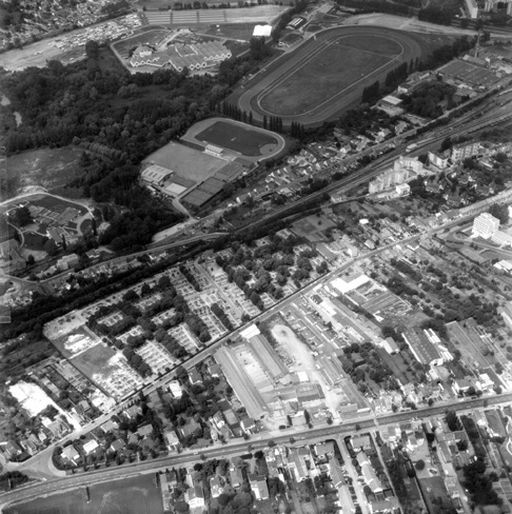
[{"x1": 236, "y1": 25, "x2": 424, "y2": 127}]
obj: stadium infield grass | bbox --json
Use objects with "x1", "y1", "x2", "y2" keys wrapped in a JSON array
[
  {"x1": 196, "y1": 120, "x2": 279, "y2": 156},
  {"x1": 259, "y1": 35, "x2": 400, "y2": 116}
]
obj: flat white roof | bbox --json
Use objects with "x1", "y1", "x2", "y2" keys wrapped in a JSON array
[
  {"x1": 331, "y1": 274, "x2": 371, "y2": 295},
  {"x1": 240, "y1": 323, "x2": 260, "y2": 339},
  {"x1": 382, "y1": 95, "x2": 403, "y2": 106},
  {"x1": 253, "y1": 24, "x2": 272, "y2": 37}
]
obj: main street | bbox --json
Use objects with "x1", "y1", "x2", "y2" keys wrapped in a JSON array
[
  {"x1": 2, "y1": 392, "x2": 511, "y2": 511},
  {"x1": 4, "y1": 97, "x2": 510, "y2": 484},
  {"x1": 0, "y1": 211, "x2": 480, "y2": 487},
  {"x1": 3, "y1": 80, "x2": 511, "y2": 507}
]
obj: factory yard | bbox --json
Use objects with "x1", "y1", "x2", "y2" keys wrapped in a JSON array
[{"x1": 270, "y1": 323, "x2": 348, "y2": 420}]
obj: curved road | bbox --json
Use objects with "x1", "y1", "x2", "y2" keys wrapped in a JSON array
[
  {"x1": 237, "y1": 25, "x2": 424, "y2": 127},
  {"x1": 2, "y1": 392, "x2": 512, "y2": 511}
]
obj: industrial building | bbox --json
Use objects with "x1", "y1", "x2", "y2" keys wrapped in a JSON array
[
  {"x1": 214, "y1": 346, "x2": 268, "y2": 419},
  {"x1": 402, "y1": 328, "x2": 443, "y2": 367},
  {"x1": 240, "y1": 324, "x2": 288, "y2": 380}
]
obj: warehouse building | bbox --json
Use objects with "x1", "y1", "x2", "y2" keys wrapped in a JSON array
[
  {"x1": 214, "y1": 346, "x2": 268, "y2": 419},
  {"x1": 402, "y1": 328, "x2": 442, "y2": 367}
]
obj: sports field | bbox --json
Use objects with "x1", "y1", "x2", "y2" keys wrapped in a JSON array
[
  {"x1": 260, "y1": 35, "x2": 401, "y2": 116},
  {"x1": 235, "y1": 26, "x2": 427, "y2": 127},
  {"x1": 5, "y1": 475, "x2": 164, "y2": 514},
  {"x1": 196, "y1": 120, "x2": 278, "y2": 156},
  {"x1": 181, "y1": 117, "x2": 286, "y2": 163},
  {"x1": 143, "y1": 141, "x2": 226, "y2": 183}
]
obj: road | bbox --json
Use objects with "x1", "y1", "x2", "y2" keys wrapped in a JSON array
[
  {"x1": 2, "y1": 92, "x2": 509, "y2": 473},
  {"x1": 2, "y1": 76, "x2": 511, "y2": 502},
  {"x1": 2, "y1": 392, "x2": 512, "y2": 511},
  {"x1": 2, "y1": 232, "x2": 227, "y2": 291},
  {"x1": 234, "y1": 101, "x2": 512, "y2": 237},
  {"x1": 1, "y1": 211, "x2": 475, "y2": 482}
]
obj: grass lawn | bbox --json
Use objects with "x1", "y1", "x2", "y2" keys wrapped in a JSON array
[
  {"x1": 259, "y1": 38, "x2": 395, "y2": 116},
  {"x1": 28, "y1": 193, "x2": 87, "y2": 215},
  {"x1": 204, "y1": 23, "x2": 257, "y2": 41},
  {"x1": 70, "y1": 342, "x2": 116, "y2": 380},
  {"x1": 22, "y1": 231, "x2": 48, "y2": 251},
  {"x1": 6, "y1": 475, "x2": 164, "y2": 514},
  {"x1": 144, "y1": 141, "x2": 225, "y2": 183},
  {"x1": 196, "y1": 120, "x2": 278, "y2": 156},
  {"x1": 4, "y1": 146, "x2": 83, "y2": 200}
]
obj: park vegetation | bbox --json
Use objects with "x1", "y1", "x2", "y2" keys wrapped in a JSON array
[{"x1": 1, "y1": 34, "x2": 277, "y2": 251}]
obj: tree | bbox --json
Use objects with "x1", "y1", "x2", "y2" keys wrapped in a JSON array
[
  {"x1": 415, "y1": 459, "x2": 425, "y2": 471},
  {"x1": 43, "y1": 238, "x2": 58, "y2": 256},
  {"x1": 26, "y1": 254, "x2": 35, "y2": 266},
  {"x1": 11, "y1": 206, "x2": 32, "y2": 226},
  {"x1": 463, "y1": 459, "x2": 501, "y2": 507},
  {"x1": 488, "y1": 203, "x2": 508, "y2": 225},
  {"x1": 440, "y1": 137, "x2": 452, "y2": 152},
  {"x1": 85, "y1": 40, "x2": 100, "y2": 60},
  {"x1": 445, "y1": 410, "x2": 462, "y2": 432}
]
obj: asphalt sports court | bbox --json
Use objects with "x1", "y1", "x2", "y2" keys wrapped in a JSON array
[
  {"x1": 196, "y1": 120, "x2": 279, "y2": 156},
  {"x1": 258, "y1": 34, "x2": 403, "y2": 117},
  {"x1": 5, "y1": 476, "x2": 164, "y2": 514}
]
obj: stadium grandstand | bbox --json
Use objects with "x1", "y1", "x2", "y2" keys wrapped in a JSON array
[
  {"x1": 142, "y1": 5, "x2": 288, "y2": 26},
  {"x1": 140, "y1": 164, "x2": 173, "y2": 186}
]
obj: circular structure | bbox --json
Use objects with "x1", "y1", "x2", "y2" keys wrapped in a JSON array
[
  {"x1": 181, "y1": 117, "x2": 287, "y2": 163},
  {"x1": 235, "y1": 26, "x2": 426, "y2": 127}
]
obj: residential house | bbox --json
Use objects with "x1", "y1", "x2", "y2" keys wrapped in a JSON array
[
  {"x1": 249, "y1": 474, "x2": 269, "y2": 500},
  {"x1": 164, "y1": 430, "x2": 181, "y2": 452},
  {"x1": 61, "y1": 445, "x2": 80, "y2": 464}
]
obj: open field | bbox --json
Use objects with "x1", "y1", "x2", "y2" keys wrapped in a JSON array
[
  {"x1": 70, "y1": 343, "x2": 117, "y2": 379},
  {"x1": 5, "y1": 475, "x2": 164, "y2": 514},
  {"x1": 234, "y1": 26, "x2": 432, "y2": 127},
  {"x1": 3, "y1": 147, "x2": 83, "y2": 201}
]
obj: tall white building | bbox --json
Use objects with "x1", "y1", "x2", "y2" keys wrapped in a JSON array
[
  {"x1": 368, "y1": 156, "x2": 426, "y2": 194},
  {"x1": 464, "y1": 0, "x2": 479, "y2": 18},
  {"x1": 472, "y1": 212, "x2": 500, "y2": 238},
  {"x1": 451, "y1": 142, "x2": 481, "y2": 162},
  {"x1": 485, "y1": 0, "x2": 512, "y2": 15}
]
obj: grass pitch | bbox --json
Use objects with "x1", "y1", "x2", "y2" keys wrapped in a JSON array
[
  {"x1": 196, "y1": 120, "x2": 279, "y2": 156},
  {"x1": 259, "y1": 35, "x2": 401, "y2": 116}
]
